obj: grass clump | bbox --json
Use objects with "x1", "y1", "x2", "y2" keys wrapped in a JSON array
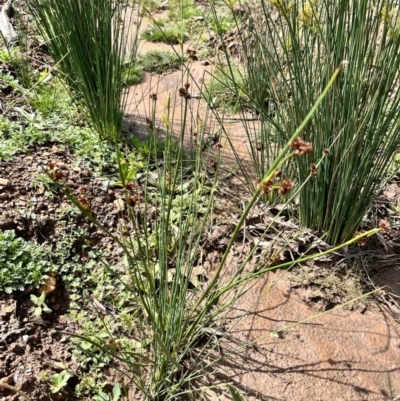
[
  {"x1": 137, "y1": 50, "x2": 186, "y2": 74},
  {"x1": 122, "y1": 63, "x2": 144, "y2": 85},
  {"x1": 141, "y1": 24, "x2": 188, "y2": 44},
  {"x1": 0, "y1": 230, "x2": 54, "y2": 293},
  {"x1": 168, "y1": 0, "x2": 203, "y2": 20}
]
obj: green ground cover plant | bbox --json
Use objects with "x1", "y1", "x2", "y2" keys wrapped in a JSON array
[
  {"x1": 137, "y1": 50, "x2": 186, "y2": 74},
  {"x1": 141, "y1": 24, "x2": 188, "y2": 44},
  {"x1": 0, "y1": 230, "x2": 54, "y2": 293}
]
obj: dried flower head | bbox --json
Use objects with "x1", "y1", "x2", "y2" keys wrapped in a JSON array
[
  {"x1": 51, "y1": 169, "x2": 65, "y2": 181},
  {"x1": 209, "y1": 158, "x2": 218, "y2": 170},
  {"x1": 274, "y1": 170, "x2": 282, "y2": 181},
  {"x1": 260, "y1": 179, "x2": 273, "y2": 194},
  {"x1": 291, "y1": 137, "x2": 313, "y2": 155},
  {"x1": 379, "y1": 219, "x2": 391, "y2": 233},
  {"x1": 129, "y1": 195, "x2": 140, "y2": 206},
  {"x1": 184, "y1": 82, "x2": 190, "y2": 90},
  {"x1": 150, "y1": 93, "x2": 158, "y2": 101},
  {"x1": 310, "y1": 163, "x2": 318, "y2": 175},
  {"x1": 125, "y1": 182, "x2": 137, "y2": 191},
  {"x1": 78, "y1": 195, "x2": 91, "y2": 211},
  {"x1": 278, "y1": 178, "x2": 294, "y2": 195},
  {"x1": 48, "y1": 160, "x2": 57, "y2": 170},
  {"x1": 354, "y1": 230, "x2": 368, "y2": 247},
  {"x1": 146, "y1": 117, "x2": 153, "y2": 130},
  {"x1": 323, "y1": 149, "x2": 330, "y2": 155},
  {"x1": 178, "y1": 87, "x2": 191, "y2": 100}
]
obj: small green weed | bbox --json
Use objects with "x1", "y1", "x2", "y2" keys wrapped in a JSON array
[
  {"x1": 94, "y1": 384, "x2": 122, "y2": 401},
  {"x1": 49, "y1": 370, "x2": 72, "y2": 394},
  {"x1": 137, "y1": 50, "x2": 185, "y2": 74},
  {"x1": 30, "y1": 292, "x2": 52, "y2": 317},
  {"x1": 0, "y1": 230, "x2": 54, "y2": 293}
]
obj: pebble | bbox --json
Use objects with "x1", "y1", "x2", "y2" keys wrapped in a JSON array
[{"x1": 0, "y1": 178, "x2": 10, "y2": 187}]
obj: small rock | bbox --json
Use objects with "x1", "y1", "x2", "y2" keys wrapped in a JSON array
[
  {"x1": 192, "y1": 16, "x2": 204, "y2": 21},
  {"x1": 23, "y1": 285, "x2": 34, "y2": 295},
  {"x1": 52, "y1": 361, "x2": 68, "y2": 371},
  {"x1": 113, "y1": 198, "x2": 125, "y2": 213},
  {"x1": 39, "y1": 276, "x2": 57, "y2": 297},
  {"x1": 0, "y1": 179, "x2": 10, "y2": 187},
  {"x1": 3, "y1": 306, "x2": 13, "y2": 315},
  {"x1": 50, "y1": 146, "x2": 65, "y2": 155},
  {"x1": 0, "y1": 193, "x2": 9, "y2": 201},
  {"x1": 51, "y1": 304, "x2": 60, "y2": 311},
  {"x1": 201, "y1": 60, "x2": 210, "y2": 66},
  {"x1": 22, "y1": 336, "x2": 29, "y2": 343},
  {"x1": 9, "y1": 344, "x2": 24, "y2": 355}
]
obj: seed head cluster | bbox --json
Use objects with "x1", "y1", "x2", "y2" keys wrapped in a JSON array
[
  {"x1": 179, "y1": 83, "x2": 191, "y2": 100},
  {"x1": 291, "y1": 137, "x2": 313, "y2": 155}
]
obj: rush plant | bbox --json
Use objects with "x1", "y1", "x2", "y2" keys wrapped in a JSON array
[
  {"x1": 215, "y1": 0, "x2": 400, "y2": 244},
  {"x1": 26, "y1": 0, "x2": 141, "y2": 142}
]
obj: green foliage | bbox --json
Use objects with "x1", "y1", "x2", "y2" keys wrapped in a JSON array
[
  {"x1": 137, "y1": 50, "x2": 186, "y2": 74},
  {"x1": 141, "y1": 24, "x2": 188, "y2": 44},
  {"x1": 168, "y1": 0, "x2": 203, "y2": 20},
  {"x1": 49, "y1": 370, "x2": 72, "y2": 394},
  {"x1": 122, "y1": 63, "x2": 143, "y2": 85},
  {"x1": 94, "y1": 384, "x2": 122, "y2": 401},
  {"x1": 0, "y1": 230, "x2": 53, "y2": 293},
  {"x1": 30, "y1": 292, "x2": 52, "y2": 317}
]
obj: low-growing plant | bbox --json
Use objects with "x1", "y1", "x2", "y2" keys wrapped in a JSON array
[
  {"x1": 122, "y1": 63, "x2": 143, "y2": 86},
  {"x1": 49, "y1": 370, "x2": 72, "y2": 394},
  {"x1": 0, "y1": 230, "x2": 53, "y2": 293},
  {"x1": 141, "y1": 24, "x2": 188, "y2": 44},
  {"x1": 30, "y1": 292, "x2": 52, "y2": 317},
  {"x1": 168, "y1": 0, "x2": 203, "y2": 20},
  {"x1": 137, "y1": 50, "x2": 186, "y2": 74}
]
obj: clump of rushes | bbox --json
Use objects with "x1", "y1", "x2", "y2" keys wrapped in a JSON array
[
  {"x1": 50, "y1": 65, "x2": 382, "y2": 400},
  {"x1": 218, "y1": 0, "x2": 400, "y2": 244},
  {"x1": 27, "y1": 0, "x2": 141, "y2": 143}
]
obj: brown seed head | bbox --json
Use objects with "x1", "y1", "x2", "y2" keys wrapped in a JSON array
[
  {"x1": 260, "y1": 179, "x2": 273, "y2": 194},
  {"x1": 278, "y1": 178, "x2": 294, "y2": 196},
  {"x1": 354, "y1": 230, "x2": 368, "y2": 247},
  {"x1": 274, "y1": 170, "x2": 282, "y2": 181},
  {"x1": 129, "y1": 195, "x2": 140, "y2": 206},
  {"x1": 150, "y1": 93, "x2": 158, "y2": 101},
  {"x1": 323, "y1": 149, "x2": 330, "y2": 155},
  {"x1": 48, "y1": 160, "x2": 57, "y2": 170},
  {"x1": 379, "y1": 219, "x2": 391, "y2": 233},
  {"x1": 291, "y1": 137, "x2": 313, "y2": 155},
  {"x1": 310, "y1": 163, "x2": 318, "y2": 175},
  {"x1": 52, "y1": 169, "x2": 65, "y2": 181}
]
